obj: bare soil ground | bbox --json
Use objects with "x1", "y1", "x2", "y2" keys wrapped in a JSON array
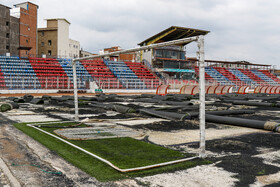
[{"x1": 0, "y1": 94, "x2": 280, "y2": 187}]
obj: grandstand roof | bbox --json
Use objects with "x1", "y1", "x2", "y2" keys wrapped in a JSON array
[{"x1": 138, "y1": 26, "x2": 210, "y2": 46}]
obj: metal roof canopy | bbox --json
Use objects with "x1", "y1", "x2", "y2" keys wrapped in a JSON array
[
  {"x1": 72, "y1": 36, "x2": 207, "y2": 158},
  {"x1": 138, "y1": 26, "x2": 210, "y2": 46}
]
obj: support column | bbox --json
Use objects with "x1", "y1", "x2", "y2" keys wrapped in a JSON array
[
  {"x1": 198, "y1": 35, "x2": 206, "y2": 158},
  {"x1": 72, "y1": 60, "x2": 79, "y2": 121}
]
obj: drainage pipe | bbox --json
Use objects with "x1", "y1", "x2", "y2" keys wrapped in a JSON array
[
  {"x1": 140, "y1": 109, "x2": 188, "y2": 120},
  {"x1": 27, "y1": 121, "x2": 198, "y2": 173},
  {"x1": 189, "y1": 110, "x2": 255, "y2": 118},
  {"x1": 205, "y1": 114, "x2": 280, "y2": 132},
  {"x1": 231, "y1": 100, "x2": 280, "y2": 107},
  {"x1": 140, "y1": 109, "x2": 255, "y2": 121},
  {"x1": 158, "y1": 101, "x2": 194, "y2": 106}
]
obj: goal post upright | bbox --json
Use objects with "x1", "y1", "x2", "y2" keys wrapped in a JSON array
[{"x1": 72, "y1": 36, "x2": 207, "y2": 157}]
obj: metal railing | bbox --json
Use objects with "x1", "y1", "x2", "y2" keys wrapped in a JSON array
[{"x1": 0, "y1": 76, "x2": 161, "y2": 90}]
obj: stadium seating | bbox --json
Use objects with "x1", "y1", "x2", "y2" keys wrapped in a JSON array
[
  {"x1": 29, "y1": 58, "x2": 70, "y2": 89},
  {"x1": 105, "y1": 61, "x2": 146, "y2": 89},
  {"x1": 1, "y1": 55, "x2": 280, "y2": 90},
  {"x1": 238, "y1": 69, "x2": 265, "y2": 85},
  {"x1": 0, "y1": 56, "x2": 41, "y2": 89},
  {"x1": 204, "y1": 67, "x2": 233, "y2": 85},
  {"x1": 227, "y1": 69, "x2": 256, "y2": 85},
  {"x1": 194, "y1": 66, "x2": 215, "y2": 82},
  {"x1": 259, "y1": 70, "x2": 280, "y2": 84},
  {"x1": 251, "y1": 69, "x2": 277, "y2": 85},
  {"x1": 58, "y1": 59, "x2": 92, "y2": 89},
  {"x1": 0, "y1": 67, "x2": 6, "y2": 88},
  {"x1": 214, "y1": 67, "x2": 243, "y2": 86},
  {"x1": 124, "y1": 61, "x2": 160, "y2": 89},
  {"x1": 80, "y1": 60, "x2": 122, "y2": 89}
]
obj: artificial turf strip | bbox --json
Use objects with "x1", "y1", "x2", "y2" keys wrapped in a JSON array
[{"x1": 14, "y1": 122, "x2": 211, "y2": 181}]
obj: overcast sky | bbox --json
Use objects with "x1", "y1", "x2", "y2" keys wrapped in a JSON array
[{"x1": 2, "y1": 0, "x2": 280, "y2": 67}]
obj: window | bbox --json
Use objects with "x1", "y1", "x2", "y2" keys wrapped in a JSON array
[
  {"x1": 41, "y1": 32, "x2": 44, "y2": 36},
  {"x1": 48, "y1": 40, "x2": 52, "y2": 46},
  {"x1": 48, "y1": 50, "x2": 52, "y2": 56},
  {"x1": 26, "y1": 40, "x2": 28, "y2": 43},
  {"x1": 6, "y1": 22, "x2": 9, "y2": 26},
  {"x1": 41, "y1": 42, "x2": 44, "y2": 46},
  {"x1": 155, "y1": 50, "x2": 163, "y2": 57},
  {"x1": 6, "y1": 45, "x2": 10, "y2": 50},
  {"x1": 6, "y1": 33, "x2": 9, "y2": 38}
]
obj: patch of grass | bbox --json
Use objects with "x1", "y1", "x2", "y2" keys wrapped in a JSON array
[
  {"x1": 257, "y1": 169, "x2": 266, "y2": 175},
  {"x1": 14, "y1": 122, "x2": 211, "y2": 181}
]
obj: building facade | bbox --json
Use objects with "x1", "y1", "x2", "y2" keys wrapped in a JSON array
[
  {"x1": 102, "y1": 46, "x2": 138, "y2": 62},
  {"x1": 38, "y1": 18, "x2": 80, "y2": 58},
  {"x1": 69, "y1": 39, "x2": 80, "y2": 58},
  {"x1": 0, "y1": 4, "x2": 19, "y2": 56},
  {"x1": 11, "y1": 2, "x2": 38, "y2": 57},
  {"x1": 80, "y1": 49, "x2": 96, "y2": 58},
  {"x1": 138, "y1": 26, "x2": 209, "y2": 80}
]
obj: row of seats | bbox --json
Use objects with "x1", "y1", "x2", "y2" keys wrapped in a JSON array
[
  {"x1": 58, "y1": 59, "x2": 92, "y2": 89},
  {"x1": 0, "y1": 68, "x2": 6, "y2": 88},
  {"x1": 205, "y1": 67, "x2": 233, "y2": 85},
  {"x1": 0, "y1": 57, "x2": 162, "y2": 90},
  {"x1": 214, "y1": 67, "x2": 243, "y2": 86},
  {"x1": 259, "y1": 70, "x2": 280, "y2": 84},
  {"x1": 124, "y1": 61, "x2": 160, "y2": 89},
  {"x1": 105, "y1": 60, "x2": 146, "y2": 89},
  {"x1": 1, "y1": 55, "x2": 279, "y2": 90},
  {"x1": 80, "y1": 60, "x2": 123, "y2": 89},
  {"x1": 238, "y1": 69, "x2": 265, "y2": 85},
  {"x1": 195, "y1": 66, "x2": 279, "y2": 86},
  {"x1": 0, "y1": 57, "x2": 41, "y2": 89},
  {"x1": 29, "y1": 58, "x2": 71, "y2": 89}
]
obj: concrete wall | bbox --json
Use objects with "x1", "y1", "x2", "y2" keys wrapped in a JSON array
[
  {"x1": 69, "y1": 39, "x2": 80, "y2": 58},
  {"x1": 0, "y1": 5, "x2": 19, "y2": 56},
  {"x1": 47, "y1": 20, "x2": 58, "y2": 28},
  {"x1": 142, "y1": 49, "x2": 153, "y2": 67},
  {"x1": 9, "y1": 16, "x2": 20, "y2": 55},
  {"x1": 57, "y1": 19, "x2": 70, "y2": 58}
]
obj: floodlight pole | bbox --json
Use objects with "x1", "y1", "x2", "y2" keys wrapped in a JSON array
[
  {"x1": 72, "y1": 60, "x2": 79, "y2": 121},
  {"x1": 198, "y1": 35, "x2": 206, "y2": 158}
]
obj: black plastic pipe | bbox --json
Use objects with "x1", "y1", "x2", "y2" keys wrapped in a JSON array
[
  {"x1": 205, "y1": 114, "x2": 280, "y2": 132},
  {"x1": 231, "y1": 100, "x2": 280, "y2": 107},
  {"x1": 140, "y1": 109, "x2": 255, "y2": 121}
]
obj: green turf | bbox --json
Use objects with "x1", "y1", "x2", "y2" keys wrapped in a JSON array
[{"x1": 14, "y1": 122, "x2": 211, "y2": 181}]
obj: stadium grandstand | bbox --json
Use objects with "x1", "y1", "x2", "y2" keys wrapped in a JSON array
[{"x1": 0, "y1": 24, "x2": 280, "y2": 93}]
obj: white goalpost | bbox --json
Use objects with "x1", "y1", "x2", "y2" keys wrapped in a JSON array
[{"x1": 72, "y1": 36, "x2": 206, "y2": 158}]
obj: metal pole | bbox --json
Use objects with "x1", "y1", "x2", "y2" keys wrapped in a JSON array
[
  {"x1": 72, "y1": 60, "x2": 79, "y2": 121},
  {"x1": 198, "y1": 35, "x2": 206, "y2": 158},
  {"x1": 73, "y1": 37, "x2": 198, "y2": 62}
]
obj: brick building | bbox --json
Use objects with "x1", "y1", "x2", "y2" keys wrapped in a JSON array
[
  {"x1": 11, "y1": 2, "x2": 38, "y2": 57},
  {"x1": 0, "y1": 4, "x2": 19, "y2": 56},
  {"x1": 103, "y1": 46, "x2": 138, "y2": 62}
]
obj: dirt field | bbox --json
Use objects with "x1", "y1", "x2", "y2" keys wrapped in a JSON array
[{"x1": 0, "y1": 93, "x2": 280, "y2": 186}]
